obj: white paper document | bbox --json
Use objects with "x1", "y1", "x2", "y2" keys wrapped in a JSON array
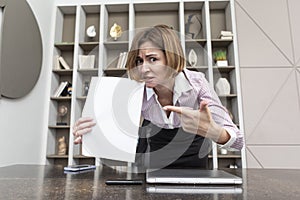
[{"x1": 82, "y1": 77, "x2": 144, "y2": 162}]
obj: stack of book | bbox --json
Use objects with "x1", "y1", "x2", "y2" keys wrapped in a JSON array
[
  {"x1": 218, "y1": 30, "x2": 233, "y2": 40},
  {"x1": 53, "y1": 81, "x2": 71, "y2": 97},
  {"x1": 116, "y1": 52, "x2": 128, "y2": 68}
]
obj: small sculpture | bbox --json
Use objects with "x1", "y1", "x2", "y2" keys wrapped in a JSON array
[
  {"x1": 86, "y1": 25, "x2": 96, "y2": 38},
  {"x1": 110, "y1": 23, "x2": 122, "y2": 40},
  {"x1": 58, "y1": 136, "x2": 67, "y2": 155},
  {"x1": 215, "y1": 78, "x2": 231, "y2": 95},
  {"x1": 57, "y1": 105, "x2": 68, "y2": 125},
  {"x1": 188, "y1": 49, "x2": 197, "y2": 67},
  {"x1": 83, "y1": 81, "x2": 90, "y2": 96},
  {"x1": 185, "y1": 14, "x2": 202, "y2": 39}
]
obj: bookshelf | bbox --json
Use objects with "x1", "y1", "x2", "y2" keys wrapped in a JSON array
[{"x1": 47, "y1": 0, "x2": 245, "y2": 169}]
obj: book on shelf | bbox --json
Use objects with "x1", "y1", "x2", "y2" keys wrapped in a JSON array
[
  {"x1": 58, "y1": 56, "x2": 71, "y2": 70},
  {"x1": 220, "y1": 30, "x2": 233, "y2": 36},
  {"x1": 116, "y1": 52, "x2": 124, "y2": 68},
  {"x1": 53, "y1": 81, "x2": 68, "y2": 97},
  {"x1": 54, "y1": 55, "x2": 60, "y2": 69},
  {"x1": 218, "y1": 30, "x2": 233, "y2": 40},
  {"x1": 116, "y1": 52, "x2": 128, "y2": 69}
]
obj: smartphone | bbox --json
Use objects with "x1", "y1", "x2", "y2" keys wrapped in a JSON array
[
  {"x1": 105, "y1": 179, "x2": 143, "y2": 185},
  {"x1": 64, "y1": 164, "x2": 96, "y2": 172}
]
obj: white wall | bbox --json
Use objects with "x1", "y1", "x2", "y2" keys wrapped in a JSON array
[
  {"x1": 235, "y1": 0, "x2": 300, "y2": 168},
  {"x1": 0, "y1": 0, "x2": 54, "y2": 167}
]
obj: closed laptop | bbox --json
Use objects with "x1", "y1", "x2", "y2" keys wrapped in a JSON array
[{"x1": 146, "y1": 169, "x2": 242, "y2": 185}]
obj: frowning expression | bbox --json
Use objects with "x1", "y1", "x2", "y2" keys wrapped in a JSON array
[{"x1": 136, "y1": 41, "x2": 174, "y2": 88}]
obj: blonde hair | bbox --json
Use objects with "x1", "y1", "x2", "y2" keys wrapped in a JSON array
[{"x1": 126, "y1": 24, "x2": 185, "y2": 81}]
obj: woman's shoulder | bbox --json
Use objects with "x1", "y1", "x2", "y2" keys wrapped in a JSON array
[{"x1": 183, "y1": 68, "x2": 205, "y2": 81}]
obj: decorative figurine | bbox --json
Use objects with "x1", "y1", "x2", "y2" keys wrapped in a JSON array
[
  {"x1": 86, "y1": 25, "x2": 96, "y2": 38},
  {"x1": 188, "y1": 49, "x2": 197, "y2": 67},
  {"x1": 83, "y1": 81, "x2": 90, "y2": 96},
  {"x1": 57, "y1": 105, "x2": 68, "y2": 125},
  {"x1": 58, "y1": 136, "x2": 67, "y2": 155},
  {"x1": 110, "y1": 23, "x2": 122, "y2": 40},
  {"x1": 185, "y1": 14, "x2": 202, "y2": 39}
]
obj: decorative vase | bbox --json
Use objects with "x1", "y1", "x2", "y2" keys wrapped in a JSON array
[
  {"x1": 79, "y1": 55, "x2": 95, "y2": 69},
  {"x1": 215, "y1": 78, "x2": 230, "y2": 95},
  {"x1": 188, "y1": 49, "x2": 197, "y2": 67}
]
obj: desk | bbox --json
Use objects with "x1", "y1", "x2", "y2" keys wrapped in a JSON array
[{"x1": 0, "y1": 165, "x2": 299, "y2": 199}]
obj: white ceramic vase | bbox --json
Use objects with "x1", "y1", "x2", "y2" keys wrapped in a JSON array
[
  {"x1": 79, "y1": 55, "x2": 95, "y2": 69},
  {"x1": 188, "y1": 49, "x2": 197, "y2": 67},
  {"x1": 215, "y1": 78, "x2": 230, "y2": 95}
]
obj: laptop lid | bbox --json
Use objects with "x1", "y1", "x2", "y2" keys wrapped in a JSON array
[{"x1": 146, "y1": 169, "x2": 242, "y2": 185}]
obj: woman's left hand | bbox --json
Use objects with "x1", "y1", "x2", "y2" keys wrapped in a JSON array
[{"x1": 163, "y1": 101, "x2": 230, "y2": 144}]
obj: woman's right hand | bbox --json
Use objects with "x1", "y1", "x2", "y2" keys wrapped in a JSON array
[{"x1": 73, "y1": 117, "x2": 96, "y2": 144}]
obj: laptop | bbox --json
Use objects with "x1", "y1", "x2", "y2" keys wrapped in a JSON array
[
  {"x1": 146, "y1": 185, "x2": 243, "y2": 194},
  {"x1": 146, "y1": 169, "x2": 242, "y2": 185}
]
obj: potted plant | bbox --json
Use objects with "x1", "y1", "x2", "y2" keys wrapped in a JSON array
[{"x1": 213, "y1": 49, "x2": 228, "y2": 66}]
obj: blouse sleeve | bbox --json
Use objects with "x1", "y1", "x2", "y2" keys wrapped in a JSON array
[{"x1": 196, "y1": 73, "x2": 244, "y2": 151}]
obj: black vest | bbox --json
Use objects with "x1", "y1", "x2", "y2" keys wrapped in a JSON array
[{"x1": 136, "y1": 120, "x2": 211, "y2": 169}]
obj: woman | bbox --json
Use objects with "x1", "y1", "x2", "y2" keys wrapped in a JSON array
[{"x1": 73, "y1": 25, "x2": 243, "y2": 169}]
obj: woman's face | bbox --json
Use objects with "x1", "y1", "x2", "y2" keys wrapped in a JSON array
[{"x1": 136, "y1": 41, "x2": 173, "y2": 88}]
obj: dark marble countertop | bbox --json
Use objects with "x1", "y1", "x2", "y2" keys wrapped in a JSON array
[{"x1": 0, "y1": 165, "x2": 300, "y2": 199}]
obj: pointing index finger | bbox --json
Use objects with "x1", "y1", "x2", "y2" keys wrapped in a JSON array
[{"x1": 163, "y1": 105, "x2": 183, "y2": 114}]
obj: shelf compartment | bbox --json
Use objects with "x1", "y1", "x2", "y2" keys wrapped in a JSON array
[
  {"x1": 55, "y1": 6, "x2": 77, "y2": 43},
  {"x1": 134, "y1": 2, "x2": 179, "y2": 30},
  {"x1": 185, "y1": 45, "x2": 208, "y2": 67},
  {"x1": 103, "y1": 42, "x2": 129, "y2": 70},
  {"x1": 80, "y1": 5, "x2": 101, "y2": 43},
  {"x1": 104, "y1": 4, "x2": 129, "y2": 42},
  {"x1": 209, "y1": 1, "x2": 233, "y2": 40},
  {"x1": 184, "y1": 1, "x2": 206, "y2": 40}
]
